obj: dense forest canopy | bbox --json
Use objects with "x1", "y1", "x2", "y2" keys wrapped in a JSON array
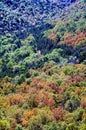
[{"x1": 0, "y1": 0, "x2": 86, "y2": 130}]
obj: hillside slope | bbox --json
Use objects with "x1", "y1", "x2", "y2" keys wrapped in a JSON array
[
  {"x1": 0, "y1": 0, "x2": 86, "y2": 78},
  {"x1": 0, "y1": 0, "x2": 86, "y2": 130},
  {"x1": 0, "y1": 0, "x2": 77, "y2": 36}
]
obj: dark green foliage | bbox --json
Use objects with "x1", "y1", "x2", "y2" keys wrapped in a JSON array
[{"x1": 15, "y1": 125, "x2": 25, "y2": 130}]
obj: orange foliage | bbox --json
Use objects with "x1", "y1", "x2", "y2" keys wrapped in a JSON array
[
  {"x1": 22, "y1": 110, "x2": 34, "y2": 127},
  {"x1": 17, "y1": 82, "x2": 30, "y2": 93},
  {"x1": 48, "y1": 33, "x2": 57, "y2": 42},
  {"x1": 23, "y1": 110, "x2": 34, "y2": 120},
  {"x1": 30, "y1": 78, "x2": 50, "y2": 90},
  {"x1": 35, "y1": 91, "x2": 55, "y2": 108},
  {"x1": 75, "y1": 88, "x2": 82, "y2": 95},
  {"x1": 8, "y1": 94, "x2": 25, "y2": 106},
  {"x1": 21, "y1": 119, "x2": 28, "y2": 128},
  {"x1": 10, "y1": 120, "x2": 17, "y2": 130},
  {"x1": 64, "y1": 32, "x2": 86, "y2": 46},
  {"x1": 82, "y1": 112, "x2": 86, "y2": 120},
  {"x1": 81, "y1": 96, "x2": 86, "y2": 109}
]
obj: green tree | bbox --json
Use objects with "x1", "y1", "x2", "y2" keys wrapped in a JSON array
[
  {"x1": 44, "y1": 122, "x2": 59, "y2": 130},
  {"x1": 66, "y1": 123, "x2": 78, "y2": 130},
  {"x1": 15, "y1": 125, "x2": 25, "y2": 130},
  {"x1": 0, "y1": 120, "x2": 10, "y2": 130}
]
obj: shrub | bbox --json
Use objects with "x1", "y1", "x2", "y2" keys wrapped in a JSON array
[
  {"x1": 44, "y1": 122, "x2": 59, "y2": 130},
  {"x1": 28, "y1": 107, "x2": 53, "y2": 130},
  {"x1": 0, "y1": 120, "x2": 10, "y2": 130},
  {"x1": 15, "y1": 124, "x2": 25, "y2": 130},
  {"x1": 66, "y1": 123, "x2": 78, "y2": 130},
  {"x1": 65, "y1": 96, "x2": 80, "y2": 112}
]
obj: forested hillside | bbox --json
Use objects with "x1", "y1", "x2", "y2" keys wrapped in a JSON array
[
  {"x1": 0, "y1": 0, "x2": 77, "y2": 36},
  {"x1": 0, "y1": 0, "x2": 86, "y2": 130}
]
